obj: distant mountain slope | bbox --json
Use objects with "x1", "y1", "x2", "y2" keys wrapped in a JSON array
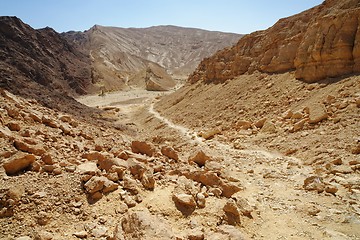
[
  {"x1": 189, "y1": 0, "x2": 360, "y2": 84},
  {"x1": 64, "y1": 25, "x2": 242, "y2": 91}
]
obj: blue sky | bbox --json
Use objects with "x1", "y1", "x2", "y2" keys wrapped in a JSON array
[{"x1": 1, "y1": 0, "x2": 323, "y2": 34}]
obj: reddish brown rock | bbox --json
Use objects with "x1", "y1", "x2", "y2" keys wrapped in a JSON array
[
  {"x1": 3, "y1": 153, "x2": 36, "y2": 175},
  {"x1": 131, "y1": 141, "x2": 156, "y2": 157},
  {"x1": 161, "y1": 146, "x2": 179, "y2": 161},
  {"x1": 188, "y1": 150, "x2": 211, "y2": 167},
  {"x1": 13, "y1": 139, "x2": 46, "y2": 156},
  {"x1": 7, "y1": 122, "x2": 21, "y2": 131}
]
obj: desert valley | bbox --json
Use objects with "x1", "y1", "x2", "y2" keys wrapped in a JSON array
[{"x1": 0, "y1": 0, "x2": 360, "y2": 239}]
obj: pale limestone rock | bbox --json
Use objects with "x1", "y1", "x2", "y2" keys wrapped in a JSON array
[
  {"x1": 260, "y1": 121, "x2": 277, "y2": 133},
  {"x1": 308, "y1": 103, "x2": 328, "y2": 124},
  {"x1": 77, "y1": 162, "x2": 98, "y2": 175},
  {"x1": 196, "y1": 192, "x2": 206, "y2": 208},
  {"x1": 84, "y1": 176, "x2": 107, "y2": 194}
]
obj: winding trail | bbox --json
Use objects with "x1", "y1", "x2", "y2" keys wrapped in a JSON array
[{"x1": 148, "y1": 101, "x2": 292, "y2": 162}]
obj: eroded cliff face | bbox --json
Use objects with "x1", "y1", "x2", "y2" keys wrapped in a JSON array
[{"x1": 189, "y1": 0, "x2": 360, "y2": 84}]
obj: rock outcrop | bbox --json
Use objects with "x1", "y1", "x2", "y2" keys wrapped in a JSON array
[{"x1": 189, "y1": 0, "x2": 360, "y2": 84}]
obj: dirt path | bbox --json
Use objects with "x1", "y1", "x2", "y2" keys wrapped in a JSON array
[{"x1": 77, "y1": 91, "x2": 359, "y2": 240}]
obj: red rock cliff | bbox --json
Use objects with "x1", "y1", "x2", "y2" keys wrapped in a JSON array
[{"x1": 189, "y1": 0, "x2": 360, "y2": 84}]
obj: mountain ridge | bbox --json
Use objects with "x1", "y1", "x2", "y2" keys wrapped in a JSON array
[{"x1": 64, "y1": 24, "x2": 242, "y2": 91}]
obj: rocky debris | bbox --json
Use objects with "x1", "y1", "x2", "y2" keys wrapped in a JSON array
[
  {"x1": 188, "y1": 150, "x2": 211, "y2": 167},
  {"x1": 131, "y1": 141, "x2": 156, "y2": 157},
  {"x1": 161, "y1": 146, "x2": 179, "y2": 161},
  {"x1": 2, "y1": 153, "x2": 36, "y2": 175},
  {"x1": 85, "y1": 222, "x2": 108, "y2": 238},
  {"x1": 183, "y1": 170, "x2": 241, "y2": 198},
  {"x1": 290, "y1": 119, "x2": 307, "y2": 133},
  {"x1": 7, "y1": 121, "x2": 21, "y2": 131}
]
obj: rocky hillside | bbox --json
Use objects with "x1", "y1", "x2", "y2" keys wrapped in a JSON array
[
  {"x1": 189, "y1": 0, "x2": 360, "y2": 84},
  {"x1": 64, "y1": 25, "x2": 241, "y2": 91},
  {"x1": 0, "y1": 17, "x2": 93, "y2": 96},
  {"x1": 0, "y1": 16, "x2": 98, "y2": 116}
]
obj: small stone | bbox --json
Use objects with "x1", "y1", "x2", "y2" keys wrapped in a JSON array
[
  {"x1": 303, "y1": 176, "x2": 325, "y2": 193},
  {"x1": 123, "y1": 176, "x2": 141, "y2": 194},
  {"x1": 235, "y1": 120, "x2": 252, "y2": 130},
  {"x1": 331, "y1": 159, "x2": 342, "y2": 165},
  {"x1": 200, "y1": 127, "x2": 221, "y2": 140},
  {"x1": 124, "y1": 195, "x2": 136, "y2": 208},
  {"x1": 188, "y1": 230, "x2": 205, "y2": 240},
  {"x1": 291, "y1": 111, "x2": 303, "y2": 119},
  {"x1": 173, "y1": 193, "x2": 196, "y2": 208},
  {"x1": 37, "y1": 211, "x2": 50, "y2": 225},
  {"x1": 196, "y1": 193, "x2": 206, "y2": 208},
  {"x1": 141, "y1": 171, "x2": 155, "y2": 190},
  {"x1": 223, "y1": 199, "x2": 241, "y2": 225},
  {"x1": 254, "y1": 118, "x2": 267, "y2": 129},
  {"x1": 15, "y1": 237, "x2": 32, "y2": 240},
  {"x1": 115, "y1": 202, "x2": 128, "y2": 214},
  {"x1": 35, "y1": 230, "x2": 53, "y2": 240},
  {"x1": 308, "y1": 103, "x2": 328, "y2": 124},
  {"x1": 73, "y1": 231, "x2": 88, "y2": 238},
  {"x1": 131, "y1": 141, "x2": 156, "y2": 157},
  {"x1": 77, "y1": 162, "x2": 98, "y2": 175},
  {"x1": 290, "y1": 119, "x2": 307, "y2": 133},
  {"x1": 90, "y1": 191, "x2": 103, "y2": 201},
  {"x1": 188, "y1": 151, "x2": 211, "y2": 167},
  {"x1": 161, "y1": 146, "x2": 179, "y2": 161},
  {"x1": 260, "y1": 121, "x2": 277, "y2": 133},
  {"x1": 102, "y1": 179, "x2": 119, "y2": 193},
  {"x1": 84, "y1": 176, "x2": 107, "y2": 194},
  {"x1": 42, "y1": 115, "x2": 58, "y2": 128},
  {"x1": 7, "y1": 122, "x2": 21, "y2": 131},
  {"x1": 325, "y1": 185, "x2": 338, "y2": 195}
]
